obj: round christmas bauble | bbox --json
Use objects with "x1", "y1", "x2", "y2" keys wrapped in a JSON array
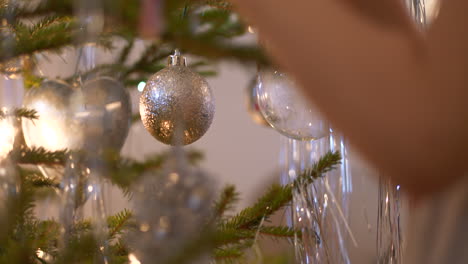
[
  {"x1": 23, "y1": 77, "x2": 131, "y2": 152},
  {"x1": 256, "y1": 69, "x2": 329, "y2": 140},
  {"x1": 140, "y1": 50, "x2": 215, "y2": 145},
  {"x1": 0, "y1": 58, "x2": 24, "y2": 80},
  {"x1": 245, "y1": 76, "x2": 269, "y2": 127},
  {"x1": 22, "y1": 77, "x2": 131, "y2": 178},
  {"x1": 0, "y1": 114, "x2": 18, "y2": 160},
  {"x1": 127, "y1": 153, "x2": 214, "y2": 263},
  {"x1": 22, "y1": 79, "x2": 83, "y2": 152},
  {"x1": 72, "y1": 76, "x2": 132, "y2": 152}
]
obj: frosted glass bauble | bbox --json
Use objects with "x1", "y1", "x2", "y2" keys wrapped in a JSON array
[{"x1": 256, "y1": 70, "x2": 329, "y2": 140}]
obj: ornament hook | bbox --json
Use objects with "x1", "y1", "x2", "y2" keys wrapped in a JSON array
[{"x1": 168, "y1": 50, "x2": 187, "y2": 67}]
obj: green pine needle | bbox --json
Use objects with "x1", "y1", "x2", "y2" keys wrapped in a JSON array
[
  {"x1": 0, "y1": 107, "x2": 39, "y2": 120},
  {"x1": 213, "y1": 185, "x2": 240, "y2": 220},
  {"x1": 17, "y1": 147, "x2": 68, "y2": 166},
  {"x1": 107, "y1": 209, "x2": 133, "y2": 240}
]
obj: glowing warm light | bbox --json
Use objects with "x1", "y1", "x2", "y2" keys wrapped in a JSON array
[
  {"x1": 36, "y1": 248, "x2": 44, "y2": 258},
  {"x1": 0, "y1": 118, "x2": 16, "y2": 159},
  {"x1": 105, "y1": 101, "x2": 122, "y2": 111},
  {"x1": 247, "y1": 26, "x2": 255, "y2": 34},
  {"x1": 137, "y1": 82, "x2": 146, "y2": 92},
  {"x1": 139, "y1": 223, "x2": 150, "y2": 232},
  {"x1": 128, "y1": 253, "x2": 141, "y2": 264},
  {"x1": 159, "y1": 216, "x2": 170, "y2": 229},
  {"x1": 169, "y1": 172, "x2": 179, "y2": 183},
  {"x1": 23, "y1": 100, "x2": 84, "y2": 151},
  {"x1": 87, "y1": 185, "x2": 94, "y2": 193}
]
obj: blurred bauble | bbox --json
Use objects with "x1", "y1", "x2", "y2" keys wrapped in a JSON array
[
  {"x1": 71, "y1": 76, "x2": 132, "y2": 152},
  {"x1": 22, "y1": 77, "x2": 131, "y2": 178},
  {"x1": 256, "y1": 69, "x2": 329, "y2": 140},
  {"x1": 140, "y1": 50, "x2": 215, "y2": 145},
  {"x1": 22, "y1": 79, "x2": 83, "y2": 152},
  {"x1": 0, "y1": 25, "x2": 24, "y2": 79},
  {"x1": 0, "y1": 57, "x2": 24, "y2": 80},
  {"x1": 0, "y1": 114, "x2": 18, "y2": 160},
  {"x1": 127, "y1": 152, "x2": 214, "y2": 263},
  {"x1": 0, "y1": 158, "x2": 19, "y2": 225},
  {"x1": 245, "y1": 76, "x2": 269, "y2": 127}
]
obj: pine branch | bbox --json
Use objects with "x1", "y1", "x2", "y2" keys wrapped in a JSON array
[
  {"x1": 213, "y1": 185, "x2": 239, "y2": 220},
  {"x1": 14, "y1": 108, "x2": 39, "y2": 120},
  {"x1": 204, "y1": 0, "x2": 233, "y2": 11},
  {"x1": 106, "y1": 149, "x2": 204, "y2": 191},
  {"x1": 213, "y1": 228, "x2": 256, "y2": 247},
  {"x1": 21, "y1": 169, "x2": 59, "y2": 188},
  {"x1": 214, "y1": 247, "x2": 244, "y2": 262},
  {"x1": 214, "y1": 240, "x2": 254, "y2": 263},
  {"x1": 293, "y1": 151, "x2": 342, "y2": 188},
  {"x1": 17, "y1": 147, "x2": 68, "y2": 166},
  {"x1": 258, "y1": 226, "x2": 298, "y2": 240},
  {"x1": 107, "y1": 209, "x2": 133, "y2": 240},
  {"x1": 117, "y1": 38, "x2": 135, "y2": 64},
  {"x1": 0, "y1": 107, "x2": 38, "y2": 120},
  {"x1": 224, "y1": 184, "x2": 292, "y2": 230}
]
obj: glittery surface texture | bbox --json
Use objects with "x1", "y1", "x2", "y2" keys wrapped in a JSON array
[
  {"x1": 140, "y1": 65, "x2": 215, "y2": 145},
  {"x1": 127, "y1": 156, "x2": 214, "y2": 263}
]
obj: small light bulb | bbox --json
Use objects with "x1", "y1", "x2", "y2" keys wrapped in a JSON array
[
  {"x1": 36, "y1": 249, "x2": 44, "y2": 258},
  {"x1": 129, "y1": 253, "x2": 141, "y2": 264}
]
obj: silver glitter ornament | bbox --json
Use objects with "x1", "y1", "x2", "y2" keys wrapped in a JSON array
[
  {"x1": 22, "y1": 77, "x2": 131, "y2": 179},
  {"x1": 127, "y1": 147, "x2": 214, "y2": 263},
  {"x1": 140, "y1": 50, "x2": 215, "y2": 145}
]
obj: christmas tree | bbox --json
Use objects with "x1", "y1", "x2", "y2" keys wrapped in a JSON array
[{"x1": 0, "y1": 0, "x2": 342, "y2": 263}]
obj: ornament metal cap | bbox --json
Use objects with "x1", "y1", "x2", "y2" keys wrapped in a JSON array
[{"x1": 167, "y1": 49, "x2": 187, "y2": 67}]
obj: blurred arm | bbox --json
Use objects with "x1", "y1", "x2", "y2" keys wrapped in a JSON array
[{"x1": 231, "y1": 0, "x2": 468, "y2": 197}]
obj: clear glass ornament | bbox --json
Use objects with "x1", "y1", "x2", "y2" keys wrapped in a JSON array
[
  {"x1": 0, "y1": 114, "x2": 17, "y2": 160},
  {"x1": 0, "y1": 39, "x2": 22, "y2": 228},
  {"x1": 59, "y1": 152, "x2": 88, "y2": 243},
  {"x1": 280, "y1": 134, "x2": 354, "y2": 264},
  {"x1": 0, "y1": 116, "x2": 19, "y2": 235},
  {"x1": 86, "y1": 159, "x2": 111, "y2": 263},
  {"x1": 245, "y1": 76, "x2": 269, "y2": 127},
  {"x1": 0, "y1": 157, "x2": 19, "y2": 237},
  {"x1": 21, "y1": 76, "x2": 131, "y2": 180},
  {"x1": 127, "y1": 146, "x2": 214, "y2": 263},
  {"x1": 256, "y1": 69, "x2": 329, "y2": 141}
]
